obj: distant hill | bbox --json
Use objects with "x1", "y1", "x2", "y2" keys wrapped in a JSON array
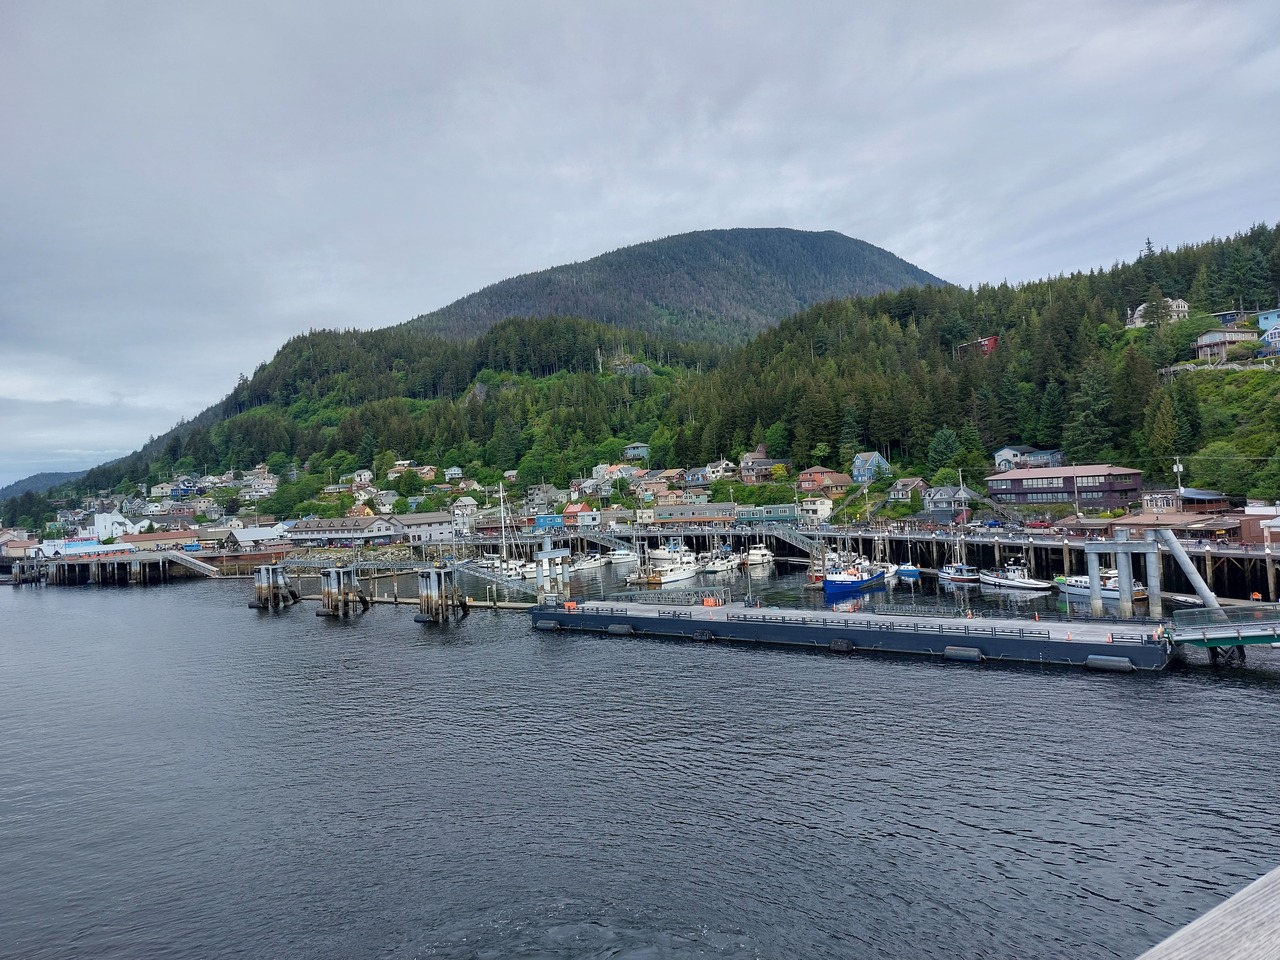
[
  {"x1": 0, "y1": 470, "x2": 88, "y2": 501},
  {"x1": 404, "y1": 228, "x2": 946, "y2": 343}
]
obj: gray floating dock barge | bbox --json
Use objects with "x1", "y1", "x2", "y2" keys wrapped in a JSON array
[{"x1": 531, "y1": 599, "x2": 1175, "y2": 672}]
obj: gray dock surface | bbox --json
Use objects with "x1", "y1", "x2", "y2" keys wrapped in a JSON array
[{"x1": 1137, "y1": 865, "x2": 1280, "y2": 959}]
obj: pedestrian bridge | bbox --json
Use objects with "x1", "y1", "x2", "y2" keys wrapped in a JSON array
[{"x1": 1171, "y1": 603, "x2": 1280, "y2": 647}]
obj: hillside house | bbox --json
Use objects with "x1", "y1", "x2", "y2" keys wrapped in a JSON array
[
  {"x1": 1127, "y1": 297, "x2": 1190, "y2": 328},
  {"x1": 850, "y1": 452, "x2": 891, "y2": 485},
  {"x1": 706, "y1": 459, "x2": 737, "y2": 481},
  {"x1": 993, "y1": 445, "x2": 1064, "y2": 472},
  {"x1": 1196, "y1": 328, "x2": 1258, "y2": 362},
  {"x1": 887, "y1": 478, "x2": 928, "y2": 502},
  {"x1": 623, "y1": 442, "x2": 650, "y2": 461},
  {"x1": 797, "y1": 466, "x2": 838, "y2": 492},
  {"x1": 922, "y1": 485, "x2": 981, "y2": 524}
]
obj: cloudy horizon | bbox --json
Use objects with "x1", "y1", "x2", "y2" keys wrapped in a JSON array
[{"x1": 3, "y1": 1, "x2": 1279, "y2": 489}]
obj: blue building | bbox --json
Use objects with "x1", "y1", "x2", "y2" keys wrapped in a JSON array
[{"x1": 850, "y1": 451, "x2": 891, "y2": 484}]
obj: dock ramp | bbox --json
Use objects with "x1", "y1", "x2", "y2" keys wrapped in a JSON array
[
  {"x1": 163, "y1": 551, "x2": 220, "y2": 577},
  {"x1": 1171, "y1": 603, "x2": 1280, "y2": 647}
]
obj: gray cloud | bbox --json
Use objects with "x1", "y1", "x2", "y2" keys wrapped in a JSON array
[{"x1": 2, "y1": 0, "x2": 1278, "y2": 487}]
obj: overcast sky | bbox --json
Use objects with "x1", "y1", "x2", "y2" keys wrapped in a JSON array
[{"x1": 2, "y1": 1, "x2": 1278, "y2": 489}]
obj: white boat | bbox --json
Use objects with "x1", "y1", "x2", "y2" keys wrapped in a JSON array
[
  {"x1": 702, "y1": 553, "x2": 740, "y2": 574},
  {"x1": 568, "y1": 552, "x2": 607, "y2": 572},
  {"x1": 1055, "y1": 569, "x2": 1148, "y2": 601},
  {"x1": 978, "y1": 560, "x2": 1053, "y2": 590},
  {"x1": 646, "y1": 559, "x2": 701, "y2": 585},
  {"x1": 938, "y1": 563, "x2": 980, "y2": 583},
  {"x1": 605, "y1": 548, "x2": 639, "y2": 565},
  {"x1": 649, "y1": 538, "x2": 695, "y2": 564},
  {"x1": 743, "y1": 545, "x2": 775, "y2": 567}
]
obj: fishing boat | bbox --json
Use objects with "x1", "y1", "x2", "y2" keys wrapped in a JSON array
[
  {"x1": 743, "y1": 545, "x2": 775, "y2": 567},
  {"x1": 822, "y1": 561, "x2": 887, "y2": 600},
  {"x1": 937, "y1": 534, "x2": 978, "y2": 582},
  {"x1": 978, "y1": 560, "x2": 1053, "y2": 590},
  {"x1": 898, "y1": 561, "x2": 921, "y2": 578},
  {"x1": 1055, "y1": 569, "x2": 1148, "y2": 601},
  {"x1": 938, "y1": 562, "x2": 980, "y2": 583}
]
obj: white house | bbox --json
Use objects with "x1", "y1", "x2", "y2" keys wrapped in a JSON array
[
  {"x1": 799, "y1": 496, "x2": 833, "y2": 526},
  {"x1": 91, "y1": 511, "x2": 146, "y2": 540},
  {"x1": 1128, "y1": 297, "x2": 1191, "y2": 328},
  {"x1": 444, "y1": 466, "x2": 464, "y2": 482}
]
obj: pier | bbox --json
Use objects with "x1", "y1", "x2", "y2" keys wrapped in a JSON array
[{"x1": 1137, "y1": 863, "x2": 1280, "y2": 959}]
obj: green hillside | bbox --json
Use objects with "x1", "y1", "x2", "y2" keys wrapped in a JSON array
[
  {"x1": 7, "y1": 223, "x2": 1280, "y2": 531},
  {"x1": 403, "y1": 228, "x2": 946, "y2": 343}
]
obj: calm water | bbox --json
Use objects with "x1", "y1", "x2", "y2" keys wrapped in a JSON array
[{"x1": 3, "y1": 573, "x2": 1280, "y2": 959}]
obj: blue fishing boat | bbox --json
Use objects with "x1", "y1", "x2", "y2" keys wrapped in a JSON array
[{"x1": 822, "y1": 563, "x2": 887, "y2": 600}]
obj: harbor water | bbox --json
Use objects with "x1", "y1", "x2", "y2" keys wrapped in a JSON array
[{"x1": 3, "y1": 571, "x2": 1280, "y2": 959}]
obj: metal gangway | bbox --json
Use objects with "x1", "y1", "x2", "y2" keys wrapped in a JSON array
[
  {"x1": 162, "y1": 551, "x2": 221, "y2": 577},
  {"x1": 451, "y1": 560, "x2": 538, "y2": 596},
  {"x1": 764, "y1": 523, "x2": 820, "y2": 554},
  {"x1": 607, "y1": 585, "x2": 733, "y2": 606},
  {"x1": 580, "y1": 530, "x2": 633, "y2": 553},
  {"x1": 1170, "y1": 603, "x2": 1280, "y2": 647}
]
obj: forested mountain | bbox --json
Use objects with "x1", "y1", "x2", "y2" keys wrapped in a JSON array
[
  {"x1": 403, "y1": 228, "x2": 946, "y2": 343},
  {"x1": 0, "y1": 471, "x2": 88, "y2": 501},
  {"x1": 8, "y1": 222, "x2": 1280, "y2": 528}
]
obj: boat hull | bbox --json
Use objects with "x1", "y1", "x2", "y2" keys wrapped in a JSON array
[
  {"x1": 822, "y1": 570, "x2": 886, "y2": 600},
  {"x1": 978, "y1": 571, "x2": 1053, "y2": 590}
]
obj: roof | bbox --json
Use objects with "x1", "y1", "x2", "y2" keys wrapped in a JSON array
[
  {"x1": 983, "y1": 464, "x2": 1141, "y2": 481},
  {"x1": 392, "y1": 512, "x2": 453, "y2": 525},
  {"x1": 290, "y1": 516, "x2": 382, "y2": 532},
  {"x1": 995, "y1": 445, "x2": 1039, "y2": 454},
  {"x1": 1178, "y1": 487, "x2": 1228, "y2": 500}
]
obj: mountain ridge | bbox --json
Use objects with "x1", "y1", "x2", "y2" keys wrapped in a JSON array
[{"x1": 403, "y1": 227, "x2": 946, "y2": 342}]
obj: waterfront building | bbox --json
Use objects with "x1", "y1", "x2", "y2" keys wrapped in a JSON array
[
  {"x1": 734, "y1": 503, "x2": 799, "y2": 524},
  {"x1": 287, "y1": 516, "x2": 398, "y2": 546},
  {"x1": 985, "y1": 465, "x2": 1143, "y2": 511},
  {"x1": 652, "y1": 502, "x2": 735, "y2": 525}
]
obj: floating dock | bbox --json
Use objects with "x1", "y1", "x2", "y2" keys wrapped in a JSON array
[{"x1": 530, "y1": 597, "x2": 1175, "y2": 672}]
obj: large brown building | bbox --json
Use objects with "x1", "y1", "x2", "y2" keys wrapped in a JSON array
[{"x1": 984, "y1": 464, "x2": 1143, "y2": 511}]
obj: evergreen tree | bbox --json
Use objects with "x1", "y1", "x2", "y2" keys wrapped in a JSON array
[
  {"x1": 1142, "y1": 392, "x2": 1177, "y2": 484},
  {"x1": 1141, "y1": 284, "x2": 1171, "y2": 328},
  {"x1": 1061, "y1": 361, "x2": 1114, "y2": 463},
  {"x1": 1170, "y1": 376, "x2": 1202, "y2": 452},
  {"x1": 927, "y1": 428, "x2": 961, "y2": 473},
  {"x1": 1034, "y1": 381, "x2": 1066, "y2": 449}
]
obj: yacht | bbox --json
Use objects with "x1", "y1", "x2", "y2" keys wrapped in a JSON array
[
  {"x1": 1055, "y1": 569, "x2": 1148, "y2": 601},
  {"x1": 978, "y1": 560, "x2": 1053, "y2": 590}
]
